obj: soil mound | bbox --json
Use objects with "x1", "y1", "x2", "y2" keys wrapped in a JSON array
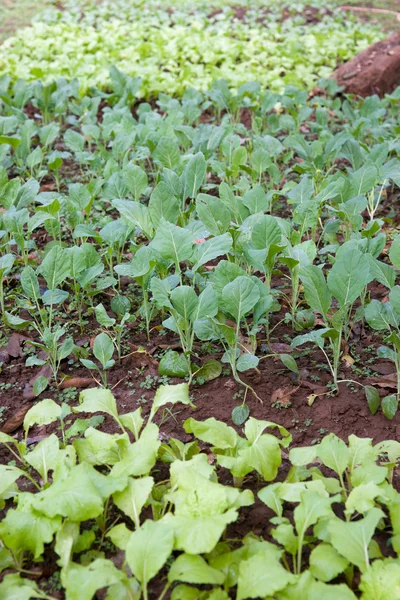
[{"x1": 332, "y1": 32, "x2": 400, "y2": 96}]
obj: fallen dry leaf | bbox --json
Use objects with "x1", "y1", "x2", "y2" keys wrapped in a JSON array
[
  {"x1": 6, "y1": 333, "x2": 27, "y2": 358},
  {"x1": 1, "y1": 406, "x2": 30, "y2": 434},
  {"x1": 266, "y1": 343, "x2": 293, "y2": 354},
  {"x1": 366, "y1": 374, "x2": 397, "y2": 389},
  {"x1": 342, "y1": 354, "x2": 354, "y2": 367},
  {"x1": 60, "y1": 377, "x2": 93, "y2": 389},
  {"x1": 271, "y1": 385, "x2": 299, "y2": 405},
  {"x1": 307, "y1": 394, "x2": 317, "y2": 406}
]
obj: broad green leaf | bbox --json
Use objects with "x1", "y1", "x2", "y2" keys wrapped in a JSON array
[
  {"x1": 389, "y1": 235, "x2": 400, "y2": 269},
  {"x1": 62, "y1": 558, "x2": 124, "y2": 600},
  {"x1": 24, "y1": 398, "x2": 61, "y2": 436},
  {"x1": 110, "y1": 424, "x2": 160, "y2": 478},
  {"x1": 291, "y1": 328, "x2": 332, "y2": 350},
  {"x1": 236, "y1": 353, "x2": 259, "y2": 372},
  {"x1": 300, "y1": 264, "x2": 331, "y2": 320},
  {"x1": 32, "y1": 463, "x2": 105, "y2": 521},
  {"x1": 93, "y1": 332, "x2": 114, "y2": 368},
  {"x1": 25, "y1": 434, "x2": 62, "y2": 483},
  {"x1": 168, "y1": 554, "x2": 225, "y2": 585},
  {"x1": 54, "y1": 521, "x2": 79, "y2": 569},
  {"x1": 251, "y1": 214, "x2": 281, "y2": 250},
  {"x1": 123, "y1": 163, "x2": 148, "y2": 201},
  {"x1": 366, "y1": 256, "x2": 395, "y2": 289},
  {"x1": 258, "y1": 483, "x2": 284, "y2": 517},
  {"x1": 113, "y1": 198, "x2": 153, "y2": 238},
  {"x1": 193, "y1": 359, "x2": 222, "y2": 382},
  {"x1": 113, "y1": 476, "x2": 154, "y2": 529},
  {"x1": 0, "y1": 574, "x2": 42, "y2": 600},
  {"x1": 365, "y1": 385, "x2": 380, "y2": 415},
  {"x1": 365, "y1": 300, "x2": 398, "y2": 331},
  {"x1": 150, "y1": 383, "x2": 191, "y2": 421},
  {"x1": 20, "y1": 266, "x2": 40, "y2": 302},
  {"x1": 126, "y1": 519, "x2": 174, "y2": 585},
  {"x1": 196, "y1": 194, "x2": 231, "y2": 236},
  {"x1": 106, "y1": 523, "x2": 132, "y2": 551},
  {"x1": 279, "y1": 353, "x2": 299, "y2": 374},
  {"x1": 94, "y1": 303, "x2": 116, "y2": 328},
  {"x1": 289, "y1": 445, "x2": 318, "y2": 466},
  {"x1": 237, "y1": 550, "x2": 294, "y2": 599},
  {"x1": 158, "y1": 350, "x2": 189, "y2": 378},
  {"x1": 242, "y1": 185, "x2": 268, "y2": 214},
  {"x1": 317, "y1": 434, "x2": 349, "y2": 477},
  {"x1": 328, "y1": 508, "x2": 384, "y2": 572},
  {"x1": 170, "y1": 285, "x2": 199, "y2": 321},
  {"x1": 0, "y1": 253, "x2": 14, "y2": 276},
  {"x1": 221, "y1": 276, "x2": 260, "y2": 323},
  {"x1": 154, "y1": 136, "x2": 181, "y2": 169},
  {"x1": 182, "y1": 152, "x2": 206, "y2": 199},
  {"x1": 76, "y1": 388, "x2": 119, "y2": 421},
  {"x1": 390, "y1": 286, "x2": 400, "y2": 316},
  {"x1": 184, "y1": 417, "x2": 238, "y2": 449},
  {"x1": 345, "y1": 482, "x2": 383, "y2": 516},
  {"x1": 232, "y1": 404, "x2": 250, "y2": 425},
  {"x1": 359, "y1": 558, "x2": 400, "y2": 600},
  {"x1": 193, "y1": 233, "x2": 232, "y2": 271},
  {"x1": 150, "y1": 219, "x2": 193, "y2": 265},
  {"x1": 119, "y1": 409, "x2": 143, "y2": 440},
  {"x1": 149, "y1": 181, "x2": 180, "y2": 227},
  {"x1": 0, "y1": 502, "x2": 61, "y2": 559},
  {"x1": 38, "y1": 245, "x2": 70, "y2": 289},
  {"x1": 309, "y1": 543, "x2": 349, "y2": 582},
  {"x1": 327, "y1": 248, "x2": 369, "y2": 307},
  {"x1": 382, "y1": 394, "x2": 398, "y2": 420},
  {"x1": 294, "y1": 491, "x2": 336, "y2": 541}
]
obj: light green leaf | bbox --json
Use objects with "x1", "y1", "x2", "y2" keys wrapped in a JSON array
[
  {"x1": 359, "y1": 558, "x2": 400, "y2": 600},
  {"x1": 25, "y1": 434, "x2": 62, "y2": 483},
  {"x1": 309, "y1": 542, "x2": 349, "y2": 582},
  {"x1": 222, "y1": 276, "x2": 260, "y2": 323},
  {"x1": 182, "y1": 152, "x2": 206, "y2": 199},
  {"x1": 327, "y1": 248, "x2": 369, "y2": 307},
  {"x1": 0, "y1": 502, "x2": 61, "y2": 560},
  {"x1": 62, "y1": 559, "x2": 123, "y2": 600},
  {"x1": 150, "y1": 383, "x2": 191, "y2": 421},
  {"x1": 24, "y1": 398, "x2": 61, "y2": 436},
  {"x1": 300, "y1": 264, "x2": 331, "y2": 319},
  {"x1": 168, "y1": 554, "x2": 225, "y2": 585},
  {"x1": 113, "y1": 476, "x2": 154, "y2": 529},
  {"x1": 32, "y1": 463, "x2": 105, "y2": 521},
  {"x1": 38, "y1": 245, "x2": 70, "y2": 290},
  {"x1": 126, "y1": 519, "x2": 174, "y2": 585},
  {"x1": 93, "y1": 332, "x2": 114, "y2": 368},
  {"x1": 76, "y1": 388, "x2": 119, "y2": 421},
  {"x1": 149, "y1": 181, "x2": 180, "y2": 228},
  {"x1": 328, "y1": 508, "x2": 384, "y2": 572},
  {"x1": 184, "y1": 417, "x2": 238, "y2": 449},
  {"x1": 193, "y1": 233, "x2": 232, "y2": 271},
  {"x1": 150, "y1": 219, "x2": 193, "y2": 265},
  {"x1": 317, "y1": 433, "x2": 349, "y2": 476},
  {"x1": 123, "y1": 163, "x2": 148, "y2": 201},
  {"x1": 237, "y1": 550, "x2": 293, "y2": 599}
]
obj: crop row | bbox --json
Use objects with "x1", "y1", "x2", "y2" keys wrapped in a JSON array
[
  {"x1": 0, "y1": 0, "x2": 382, "y2": 94},
  {"x1": 1, "y1": 385, "x2": 400, "y2": 599}
]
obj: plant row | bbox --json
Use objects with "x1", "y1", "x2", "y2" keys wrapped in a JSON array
[
  {"x1": 0, "y1": 0, "x2": 382, "y2": 94},
  {"x1": 1, "y1": 385, "x2": 400, "y2": 599}
]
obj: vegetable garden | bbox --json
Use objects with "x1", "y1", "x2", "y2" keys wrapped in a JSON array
[{"x1": 1, "y1": 0, "x2": 400, "y2": 598}]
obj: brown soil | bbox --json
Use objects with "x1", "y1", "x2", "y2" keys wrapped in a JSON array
[{"x1": 332, "y1": 31, "x2": 400, "y2": 96}]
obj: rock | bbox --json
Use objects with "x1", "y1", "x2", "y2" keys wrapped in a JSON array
[{"x1": 331, "y1": 32, "x2": 400, "y2": 97}]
